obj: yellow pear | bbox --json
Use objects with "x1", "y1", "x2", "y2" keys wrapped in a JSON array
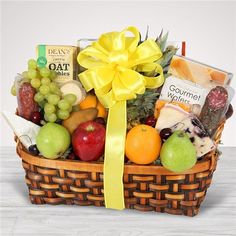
[{"x1": 62, "y1": 108, "x2": 98, "y2": 134}]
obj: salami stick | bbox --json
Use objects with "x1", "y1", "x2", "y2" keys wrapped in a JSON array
[
  {"x1": 199, "y1": 86, "x2": 228, "y2": 137},
  {"x1": 17, "y1": 82, "x2": 39, "y2": 120}
]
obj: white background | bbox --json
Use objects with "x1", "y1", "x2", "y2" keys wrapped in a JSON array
[{"x1": 1, "y1": 1, "x2": 236, "y2": 147}]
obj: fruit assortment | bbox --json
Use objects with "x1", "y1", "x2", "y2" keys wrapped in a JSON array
[
  {"x1": 7, "y1": 29, "x2": 234, "y2": 175},
  {"x1": 10, "y1": 58, "x2": 108, "y2": 161}
]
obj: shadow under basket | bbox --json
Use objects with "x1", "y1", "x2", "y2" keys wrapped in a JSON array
[{"x1": 15, "y1": 121, "x2": 225, "y2": 217}]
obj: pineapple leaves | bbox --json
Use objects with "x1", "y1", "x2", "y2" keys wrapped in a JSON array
[
  {"x1": 158, "y1": 46, "x2": 178, "y2": 72},
  {"x1": 155, "y1": 29, "x2": 169, "y2": 52},
  {"x1": 127, "y1": 89, "x2": 160, "y2": 128},
  {"x1": 159, "y1": 32, "x2": 169, "y2": 52},
  {"x1": 144, "y1": 25, "x2": 149, "y2": 41},
  {"x1": 127, "y1": 29, "x2": 178, "y2": 129}
]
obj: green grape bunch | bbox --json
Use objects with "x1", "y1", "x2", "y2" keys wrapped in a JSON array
[{"x1": 11, "y1": 59, "x2": 77, "y2": 123}]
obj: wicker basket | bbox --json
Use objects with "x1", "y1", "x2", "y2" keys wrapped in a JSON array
[{"x1": 15, "y1": 121, "x2": 225, "y2": 217}]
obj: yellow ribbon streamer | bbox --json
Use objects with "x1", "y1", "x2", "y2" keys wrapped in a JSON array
[
  {"x1": 77, "y1": 26, "x2": 164, "y2": 210},
  {"x1": 103, "y1": 100, "x2": 127, "y2": 209}
]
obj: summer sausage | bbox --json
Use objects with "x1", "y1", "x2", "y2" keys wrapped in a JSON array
[
  {"x1": 17, "y1": 82, "x2": 39, "y2": 120},
  {"x1": 199, "y1": 86, "x2": 228, "y2": 137}
]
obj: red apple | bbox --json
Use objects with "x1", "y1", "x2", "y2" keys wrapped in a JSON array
[{"x1": 72, "y1": 121, "x2": 106, "y2": 161}]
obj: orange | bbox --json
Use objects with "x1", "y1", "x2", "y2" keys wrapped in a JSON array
[
  {"x1": 79, "y1": 95, "x2": 98, "y2": 110},
  {"x1": 125, "y1": 125, "x2": 162, "y2": 164},
  {"x1": 96, "y1": 101, "x2": 107, "y2": 118},
  {"x1": 79, "y1": 94, "x2": 107, "y2": 118}
]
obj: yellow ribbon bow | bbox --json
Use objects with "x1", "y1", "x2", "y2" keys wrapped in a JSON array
[{"x1": 77, "y1": 26, "x2": 164, "y2": 210}]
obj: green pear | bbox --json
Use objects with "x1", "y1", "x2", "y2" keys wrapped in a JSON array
[
  {"x1": 160, "y1": 131, "x2": 197, "y2": 172},
  {"x1": 36, "y1": 123, "x2": 70, "y2": 159}
]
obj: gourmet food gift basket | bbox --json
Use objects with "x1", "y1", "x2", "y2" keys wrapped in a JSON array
[{"x1": 4, "y1": 26, "x2": 234, "y2": 217}]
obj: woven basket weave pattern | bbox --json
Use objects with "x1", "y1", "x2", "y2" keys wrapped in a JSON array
[
  {"x1": 16, "y1": 121, "x2": 225, "y2": 217},
  {"x1": 22, "y1": 161, "x2": 214, "y2": 216}
]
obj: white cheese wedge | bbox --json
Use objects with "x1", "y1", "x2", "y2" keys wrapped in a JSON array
[
  {"x1": 60, "y1": 80, "x2": 86, "y2": 106},
  {"x1": 155, "y1": 104, "x2": 189, "y2": 131},
  {"x1": 2, "y1": 111, "x2": 40, "y2": 149}
]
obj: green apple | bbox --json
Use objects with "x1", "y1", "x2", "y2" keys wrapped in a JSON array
[
  {"x1": 36, "y1": 123, "x2": 70, "y2": 159},
  {"x1": 160, "y1": 130, "x2": 197, "y2": 172}
]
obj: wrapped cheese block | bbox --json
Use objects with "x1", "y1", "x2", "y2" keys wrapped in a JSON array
[
  {"x1": 2, "y1": 111, "x2": 40, "y2": 149},
  {"x1": 171, "y1": 115, "x2": 216, "y2": 158},
  {"x1": 154, "y1": 99, "x2": 191, "y2": 118},
  {"x1": 168, "y1": 55, "x2": 232, "y2": 88},
  {"x1": 155, "y1": 99, "x2": 202, "y2": 119},
  {"x1": 155, "y1": 103, "x2": 189, "y2": 131}
]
